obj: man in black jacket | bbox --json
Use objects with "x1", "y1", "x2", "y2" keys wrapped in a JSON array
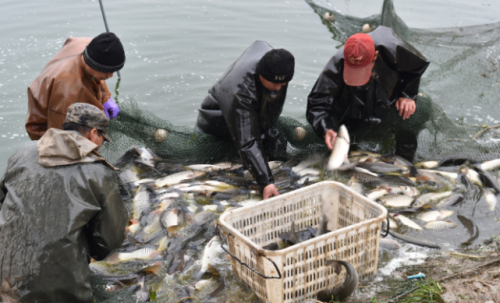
[
  {"x1": 307, "y1": 26, "x2": 430, "y2": 162},
  {"x1": 196, "y1": 41, "x2": 295, "y2": 199}
]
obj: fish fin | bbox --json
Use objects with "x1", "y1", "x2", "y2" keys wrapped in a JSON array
[
  {"x1": 207, "y1": 264, "x2": 220, "y2": 276},
  {"x1": 149, "y1": 249, "x2": 163, "y2": 259},
  {"x1": 140, "y1": 262, "x2": 162, "y2": 275},
  {"x1": 106, "y1": 253, "x2": 120, "y2": 265},
  {"x1": 128, "y1": 234, "x2": 141, "y2": 245},
  {"x1": 130, "y1": 218, "x2": 139, "y2": 225},
  {"x1": 364, "y1": 157, "x2": 376, "y2": 163},
  {"x1": 408, "y1": 166, "x2": 419, "y2": 177},
  {"x1": 421, "y1": 203, "x2": 433, "y2": 209},
  {"x1": 378, "y1": 184, "x2": 389, "y2": 190},
  {"x1": 415, "y1": 176, "x2": 429, "y2": 183}
]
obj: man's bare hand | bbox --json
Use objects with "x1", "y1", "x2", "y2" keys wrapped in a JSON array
[
  {"x1": 325, "y1": 129, "x2": 338, "y2": 151},
  {"x1": 395, "y1": 98, "x2": 416, "y2": 120},
  {"x1": 263, "y1": 184, "x2": 279, "y2": 200}
]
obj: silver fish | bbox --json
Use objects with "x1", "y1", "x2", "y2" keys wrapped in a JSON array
[
  {"x1": 392, "y1": 214, "x2": 422, "y2": 230},
  {"x1": 480, "y1": 158, "x2": 500, "y2": 171},
  {"x1": 155, "y1": 170, "x2": 206, "y2": 188},
  {"x1": 461, "y1": 168, "x2": 483, "y2": 187},
  {"x1": 379, "y1": 195, "x2": 414, "y2": 208},
  {"x1": 425, "y1": 220, "x2": 457, "y2": 230},
  {"x1": 353, "y1": 167, "x2": 379, "y2": 177},
  {"x1": 457, "y1": 214, "x2": 479, "y2": 245},
  {"x1": 292, "y1": 156, "x2": 321, "y2": 173},
  {"x1": 415, "y1": 161, "x2": 439, "y2": 169},
  {"x1": 296, "y1": 168, "x2": 321, "y2": 177},
  {"x1": 107, "y1": 247, "x2": 160, "y2": 264},
  {"x1": 357, "y1": 162, "x2": 407, "y2": 174},
  {"x1": 350, "y1": 150, "x2": 381, "y2": 158},
  {"x1": 366, "y1": 187, "x2": 389, "y2": 201},
  {"x1": 133, "y1": 185, "x2": 152, "y2": 220},
  {"x1": 419, "y1": 169, "x2": 459, "y2": 184},
  {"x1": 484, "y1": 189, "x2": 497, "y2": 211},
  {"x1": 386, "y1": 185, "x2": 420, "y2": 197},
  {"x1": 418, "y1": 210, "x2": 454, "y2": 222},
  {"x1": 138, "y1": 147, "x2": 160, "y2": 167},
  {"x1": 268, "y1": 161, "x2": 284, "y2": 170},
  {"x1": 194, "y1": 236, "x2": 223, "y2": 280},
  {"x1": 327, "y1": 125, "x2": 350, "y2": 170},
  {"x1": 297, "y1": 175, "x2": 320, "y2": 185},
  {"x1": 187, "y1": 164, "x2": 226, "y2": 172},
  {"x1": 436, "y1": 194, "x2": 464, "y2": 208},
  {"x1": 413, "y1": 191, "x2": 453, "y2": 209}
]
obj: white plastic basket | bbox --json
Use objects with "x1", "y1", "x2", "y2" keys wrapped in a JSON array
[{"x1": 218, "y1": 181, "x2": 387, "y2": 303}]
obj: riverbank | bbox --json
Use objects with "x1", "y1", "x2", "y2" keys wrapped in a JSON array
[{"x1": 349, "y1": 234, "x2": 500, "y2": 302}]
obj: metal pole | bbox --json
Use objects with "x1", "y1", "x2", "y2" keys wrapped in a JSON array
[{"x1": 98, "y1": 0, "x2": 121, "y2": 79}]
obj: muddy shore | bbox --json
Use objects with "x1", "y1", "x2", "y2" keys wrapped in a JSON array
[{"x1": 344, "y1": 234, "x2": 500, "y2": 303}]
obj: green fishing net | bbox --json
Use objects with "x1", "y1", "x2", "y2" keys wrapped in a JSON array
[{"x1": 102, "y1": 0, "x2": 500, "y2": 165}]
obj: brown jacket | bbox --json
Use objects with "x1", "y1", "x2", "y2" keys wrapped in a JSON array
[{"x1": 26, "y1": 37, "x2": 112, "y2": 140}]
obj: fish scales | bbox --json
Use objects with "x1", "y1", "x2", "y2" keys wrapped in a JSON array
[
  {"x1": 425, "y1": 220, "x2": 457, "y2": 230},
  {"x1": 413, "y1": 191, "x2": 453, "y2": 209}
]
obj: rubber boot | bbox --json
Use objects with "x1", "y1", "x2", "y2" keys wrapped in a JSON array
[{"x1": 394, "y1": 131, "x2": 418, "y2": 163}]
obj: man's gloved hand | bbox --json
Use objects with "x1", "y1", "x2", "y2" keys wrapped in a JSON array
[{"x1": 103, "y1": 97, "x2": 120, "y2": 119}]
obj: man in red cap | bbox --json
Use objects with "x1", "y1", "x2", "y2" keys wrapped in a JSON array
[{"x1": 307, "y1": 26, "x2": 429, "y2": 161}]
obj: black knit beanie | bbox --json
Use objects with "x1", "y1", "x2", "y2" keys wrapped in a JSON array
[
  {"x1": 83, "y1": 32, "x2": 125, "y2": 73},
  {"x1": 257, "y1": 49, "x2": 295, "y2": 83}
]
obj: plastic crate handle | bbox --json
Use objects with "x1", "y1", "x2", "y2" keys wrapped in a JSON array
[{"x1": 216, "y1": 223, "x2": 282, "y2": 280}]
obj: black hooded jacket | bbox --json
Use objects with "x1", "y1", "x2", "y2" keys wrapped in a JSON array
[
  {"x1": 196, "y1": 41, "x2": 288, "y2": 187},
  {"x1": 307, "y1": 26, "x2": 429, "y2": 137}
]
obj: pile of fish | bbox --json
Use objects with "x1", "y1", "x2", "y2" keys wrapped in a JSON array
[
  {"x1": 90, "y1": 125, "x2": 500, "y2": 302},
  {"x1": 91, "y1": 146, "x2": 336, "y2": 303}
]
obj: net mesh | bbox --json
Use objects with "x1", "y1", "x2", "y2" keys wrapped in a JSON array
[{"x1": 102, "y1": 0, "x2": 500, "y2": 164}]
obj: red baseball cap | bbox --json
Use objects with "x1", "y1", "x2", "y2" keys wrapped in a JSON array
[{"x1": 343, "y1": 33, "x2": 376, "y2": 86}]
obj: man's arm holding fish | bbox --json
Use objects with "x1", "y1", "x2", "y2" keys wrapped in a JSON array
[
  {"x1": 219, "y1": 92, "x2": 278, "y2": 199},
  {"x1": 306, "y1": 55, "x2": 345, "y2": 151},
  {"x1": 86, "y1": 167, "x2": 129, "y2": 261}
]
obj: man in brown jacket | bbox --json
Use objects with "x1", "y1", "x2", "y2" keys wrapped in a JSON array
[{"x1": 26, "y1": 32, "x2": 126, "y2": 140}]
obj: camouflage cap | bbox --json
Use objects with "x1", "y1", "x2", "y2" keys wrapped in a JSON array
[{"x1": 65, "y1": 103, "x2": 114, "y2": 144}]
